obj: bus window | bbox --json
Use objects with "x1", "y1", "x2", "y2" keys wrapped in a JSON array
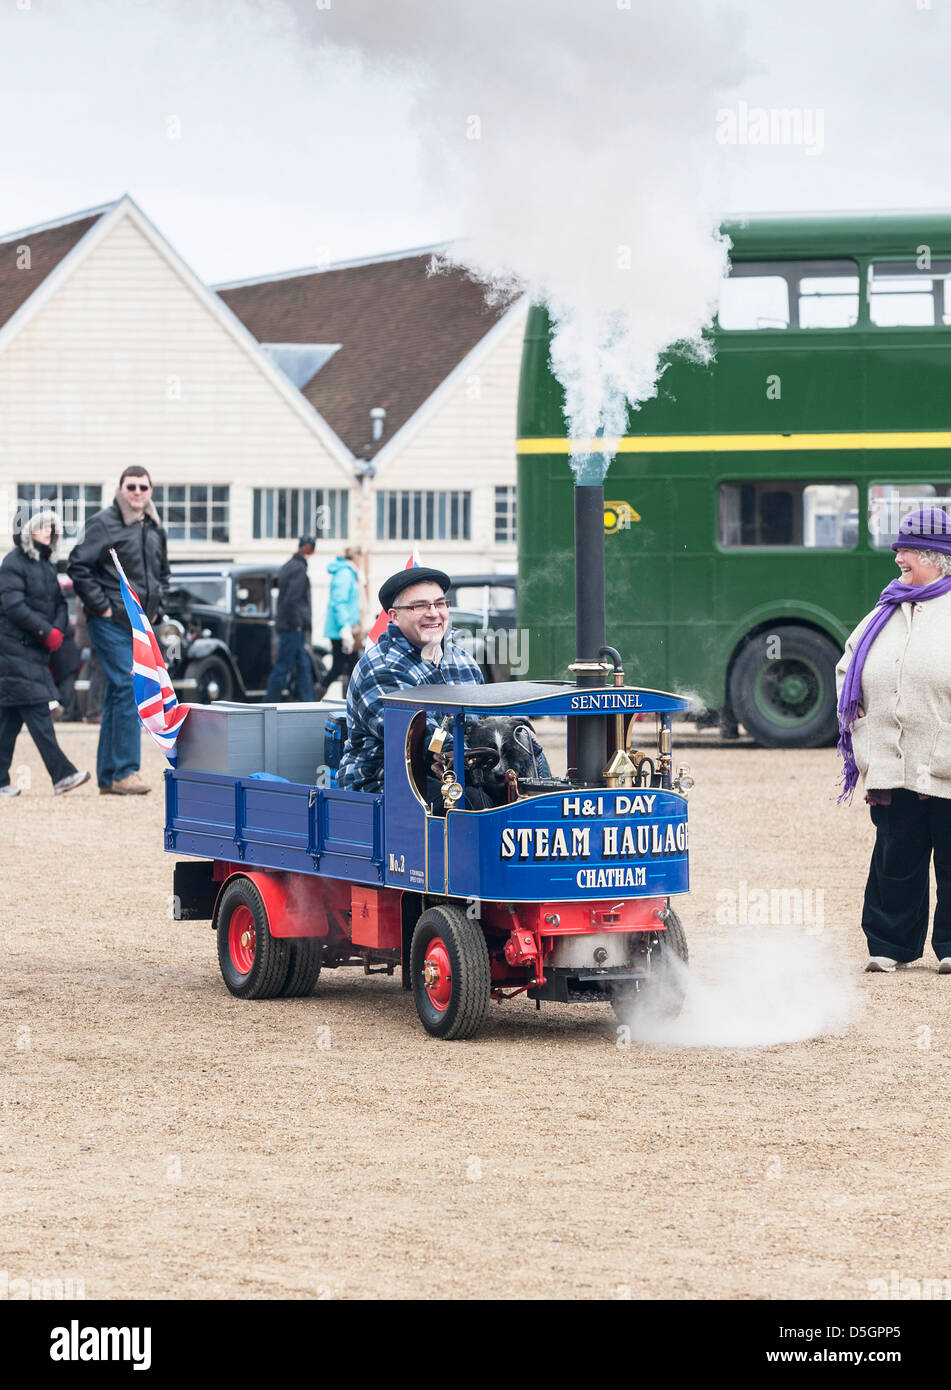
[
  {"x1": 717, "y1": 273, "x2": 789, "y2": 330},
  {"x1": 868, "y1": 483, "x2": 951, "y2": 547},
  {"x1": 719, "y1": 482, "x2": 859, "y2": 548},
  {"x1": 718, "y1": 260, "x2": 858, "y2": 330},
  {"x1": 798, "y1": 275, "x2": 859, "y2": 328},
  {"x1": 868, "y1": 261, "x2": 951, "y2": 327}
]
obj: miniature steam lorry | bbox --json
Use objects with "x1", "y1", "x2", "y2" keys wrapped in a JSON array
[{"x1": 166, "y1": 659, "x2": 693, "y2": 1040}]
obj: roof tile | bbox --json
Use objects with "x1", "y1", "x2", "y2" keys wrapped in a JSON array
[
  {"x1": 0, "y1": 213, "x2": 104, "y2": 331},
  {"x1": 219, "y1": 253, "x2": 511, "y2": 458}
]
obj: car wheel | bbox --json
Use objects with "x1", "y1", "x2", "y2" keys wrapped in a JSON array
[{"x1": 189, "y1": 656, "x2": 234, "y2": 704}]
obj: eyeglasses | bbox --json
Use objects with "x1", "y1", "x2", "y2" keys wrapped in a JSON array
[
  {"x1": 391, "y1": 599, "x2": 450, "y2": 614},
  {"x1": 124, "y1": 482, "x2": 151, "y2": 493}
]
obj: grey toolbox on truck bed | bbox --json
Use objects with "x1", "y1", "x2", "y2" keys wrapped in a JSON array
[{"x1": 174, "y1": 701, "x2": 347, "y2": 782}]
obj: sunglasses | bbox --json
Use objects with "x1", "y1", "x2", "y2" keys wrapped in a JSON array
[{"x1": 124, "y1": 482, "x2": 151, "y2": 493}]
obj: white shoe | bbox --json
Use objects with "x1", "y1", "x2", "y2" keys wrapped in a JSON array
[
  {"x1": 0, "y1": 784, "x2": 21, "y2": 798},
  {"x1": 865, "y1": 956, "x2": 900, "y2": 972},
  {"x1": 938, "y1": 959, "x2": 951, "y2": 974},
  {"x1": 53, "y1": 770, "x2": 90, "y2": 796}
]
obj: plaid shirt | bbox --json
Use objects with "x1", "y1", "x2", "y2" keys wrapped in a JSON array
[{"x1": 338, "y1": 623, "x2": 484, "y2": 793}]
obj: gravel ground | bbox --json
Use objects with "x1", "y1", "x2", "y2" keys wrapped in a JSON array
[{"x1": 2, "y1": 723, "x2": 950, "y2": 1301}]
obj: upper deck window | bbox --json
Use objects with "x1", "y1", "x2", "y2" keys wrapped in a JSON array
[
  {"x1": 718, "y1": 259, "x2": 859, "y2": 330},
  {"x1": 868, "y1": 261, "x2": 951, "y2": 326}
]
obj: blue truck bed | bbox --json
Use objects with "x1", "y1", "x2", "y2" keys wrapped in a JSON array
[{"x1": 165, "y1": 769, "x2": 384, "y2": 883}]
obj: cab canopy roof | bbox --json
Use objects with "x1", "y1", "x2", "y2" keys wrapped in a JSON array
[{"x1": 381, "y1": 681, "x2": 689, "y2": 715}]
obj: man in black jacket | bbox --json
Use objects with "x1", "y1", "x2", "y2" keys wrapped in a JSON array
[
  {"x1": 67, "y1": 466, "x2": 169, "y2": 795},
  {"x1": 264, "y1": 536, "x2": 317, "y2": 703}
]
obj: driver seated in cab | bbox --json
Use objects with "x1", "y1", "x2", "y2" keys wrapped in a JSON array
[{"x1": 337, "y1": 567, "x2": 490, "y2": 806}]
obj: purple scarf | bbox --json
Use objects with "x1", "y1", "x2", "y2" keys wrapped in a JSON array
[{"x1": 837, "y1": 575, "x2": 951, "y2": 802}]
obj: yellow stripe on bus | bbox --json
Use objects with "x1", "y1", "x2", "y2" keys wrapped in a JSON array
[{"x1": 517, "y1": 432, "x2": 951, "y2": 454}]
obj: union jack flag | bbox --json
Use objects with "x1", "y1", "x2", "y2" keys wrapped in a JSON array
[{"x1": 109, "y1": 547, "x2": 189, "y2": 763}]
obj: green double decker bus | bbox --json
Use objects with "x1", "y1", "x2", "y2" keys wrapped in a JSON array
[{"x1": 517, "y1": 211, "x2": 951, "y2": 747}]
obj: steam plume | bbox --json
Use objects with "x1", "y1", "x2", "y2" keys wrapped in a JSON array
[{"x1": 302, "y1": 0, "x2": 749, "y2": 478}]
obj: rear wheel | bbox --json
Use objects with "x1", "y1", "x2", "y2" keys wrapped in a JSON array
[
  {"x1": 610, "y1": 906, "x2": 689, "y2": 1022},
  {"x1": 410, "y1": 904, "x2": 490, "y2": 1040},
  {"x1": 215, "y1": 876, "x2": 291, "y2": 999},
  {"x1": 728, "y1": 625, "x2": 839, "y2": 748},
  {"x1": 279, "y1": 938, "x2": 323, "y2": 997}
]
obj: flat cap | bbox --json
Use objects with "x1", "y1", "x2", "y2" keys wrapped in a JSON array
[{"x1": 379, "y1": 567, "x2": 451, "y2": 612}]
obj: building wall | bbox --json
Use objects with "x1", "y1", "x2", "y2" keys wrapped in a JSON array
[
  {"x1": 0, "y1": 210, "x2": 353, "y2": 624},
  {"x1": 0, "y1": 212, "x2": 526, "y2": 636}
]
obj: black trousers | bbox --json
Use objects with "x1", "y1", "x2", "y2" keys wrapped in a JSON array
[
  {"x1": 863, "y1": 789, "x2": 951, "y2": 960},
  {"x1": 0, "y1": 703, "x2": 76, "y2": 788},
  {"x1": 325, "y1": 639, "x2": 356, "y2": 691}
]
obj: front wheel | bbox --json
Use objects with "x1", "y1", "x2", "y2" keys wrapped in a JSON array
[
  {"x1": 215, "y1": 876, "x2": 291, "y2": 999},
  {"x1": 610, "y1": 906, "x2": 689, "y2": 1023},
  {"x1": 189, "y1": 655, "x2": 234, "y2": 704},
  {"x1": 728, "y1": 625, "x2": 839, "y2": 748},
  {"x1": 410, "y1": 904, "x2": 490, "y2": 1040}
]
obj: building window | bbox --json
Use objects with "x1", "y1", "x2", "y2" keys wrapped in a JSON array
[
  {"x1": 868, "y1": 261, "x2": 951, "y2": 327},
  {"x1": 717, "y1": 259, "x2": 859, "y2": 330},
  {"x1": 252, "y1": 488, "x2": 349, "y2": 540},
  {"x1": 153, "y1": 484, "x2": 230, "y2": 542},
  {"x1": 868, "y1": 482, "x2": 951, "y2": 547},
  {"x1": 16, "y1": 483, "x2": 102, "y2": 541},
  {"x1": 376, "y1": 490, "x2": 472, "y2": 542},
  {"x1": 494, "y1": 486, "x2": 517, "y2": 544},
  {"x1": 719, "y1": 481, "x2": 859, "y2": 548}
]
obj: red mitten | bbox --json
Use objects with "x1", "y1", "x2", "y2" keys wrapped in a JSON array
[{"x1": 42, "y1": 629, "x2": 64, "y2": 652}]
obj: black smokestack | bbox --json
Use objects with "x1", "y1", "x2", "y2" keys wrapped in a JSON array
[{"x1": 574, "y1": 483, "x2": 606, "y2": 783}]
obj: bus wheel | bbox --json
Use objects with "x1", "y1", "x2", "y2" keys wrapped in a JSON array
[
  {"x1": 728, "y1": 625, "x2": 839, "y2": 748},
  {"x1": 410, "y1": 904, "x2": 490, "y2": 1040},
  {"x1": 610, "y1": 907, "x2": 689, "y2": 1023},
  {"x1": 215, "y1": 876, "x2": 291, "y2": 999}
]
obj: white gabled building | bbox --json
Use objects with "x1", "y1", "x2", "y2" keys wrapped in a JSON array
[
  {"x1": 218, "y1": 250, "x2": 526, "y2": 607},
  {"x1": 0, "y1": 197, "x2": 353, "y2": 595},
  {"x1": 0, "y1": 197, "x2": 526, "y2": 627}
]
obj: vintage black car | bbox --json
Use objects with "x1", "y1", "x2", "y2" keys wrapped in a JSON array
[
  {"x1": 445, "y1": 574, "x2": 518, "y2": 682},
  {"x1": 158, "y1": 564, "x2": 329, "y2": 703}
]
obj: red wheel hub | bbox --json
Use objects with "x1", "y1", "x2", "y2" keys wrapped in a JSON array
[
  {"x1": 229, "y1": 905, "x2": 256, "y2": 975},
  {"x1": 422, "y1": 935, "x2": 452, "y2": 1012}
]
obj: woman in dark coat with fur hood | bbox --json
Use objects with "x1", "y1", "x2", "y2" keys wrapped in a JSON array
[{"x1": 0, "y1": 511, "x2": 90, "y2": 797}]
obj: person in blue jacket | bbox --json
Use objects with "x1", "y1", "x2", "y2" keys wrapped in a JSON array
[{"x1": 323, "y1": 547, "x2": 363, "y2": 697}]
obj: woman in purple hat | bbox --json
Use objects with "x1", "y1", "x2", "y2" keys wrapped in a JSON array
[{"x1": 836, "y1": 507, "x2": 951, "y2": 973}]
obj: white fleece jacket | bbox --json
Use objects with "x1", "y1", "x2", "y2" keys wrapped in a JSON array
[{"x1": 836, "y1": 589, "x2": 951, "y2": 799}]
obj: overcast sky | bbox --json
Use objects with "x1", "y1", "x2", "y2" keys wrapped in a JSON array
[{"x1": 2, "y1": 0, "x2": 950, "y2": 285}]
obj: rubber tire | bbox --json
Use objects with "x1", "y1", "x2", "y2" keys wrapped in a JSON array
[
  {"x1": 410, "y1": 904, "x2": 491, "y2": 1040},
  {"x1": 190, "y1": 655, "x2": 234, "y2": 705},
  {"x1": 215, "y1": 876, "x2": 292, "y2": 999},
  {"x1": 610, "y1": 906, "x2": 689, "y2": 1023},
  {"x1": 279, "y1": 938, "x2": 323, "y2": 997},
  {"x1": 728, "y1": 625, "x2": 839, "y2": 749}
]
